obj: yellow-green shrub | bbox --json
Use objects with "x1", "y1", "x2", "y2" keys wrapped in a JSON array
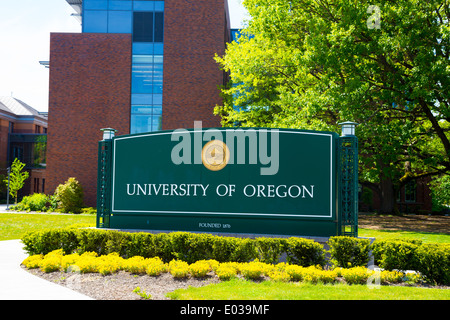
[
  {"x1": 341, "y1": 266, "x2": 374, "y2": 284},
  {"x1": 124, "y1": 256, "x2": 148, "y2": 274},
  {"x1": 239, "y1": 261, "x2": 269, "y2": 280},
  {"x1": 215, "y1": 263, "x2": 238, "y2": 281},
  {"x1": 97, "y1": 252, "x2": 124, "y2": 275},
  {"x1": 380, "y1": 270, "x2": 404, "y2": 284},
  {"x1": 145, "y1": 257, "x2": 167, "y2": 276},
  {"x1": 22, "y1": 254, "x2": 44, "y2": 269},
  {"x1": 268, "y1": 270, "x2": 291, "y2": 282},
  {"x1": 61, "y1": 253, "x2": 81, "y2": 272},
  {"x1": 168, "y1": 260, "x2": 189, "y2": 278},
  {"x1": 189, "y1": 260, "x2": 212, "y2": 278},
  {"x1": 285, "y1": 265, "x2": 306, "y2": 281}
]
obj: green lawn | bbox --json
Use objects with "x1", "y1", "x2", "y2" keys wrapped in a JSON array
[
  {"x1": 167, "y1": 278, "x2": 450, "y2": 300},
  {"x1": 359, "y1": 228, "x2": 450, "y2": 244},
  {"x1": 0, "y1": 213, "x2": 96, "y2": 241}
]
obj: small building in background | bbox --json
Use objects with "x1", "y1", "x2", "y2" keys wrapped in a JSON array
[{"x1": 0, "y1": 96, "x2": 47, "y2": 200}]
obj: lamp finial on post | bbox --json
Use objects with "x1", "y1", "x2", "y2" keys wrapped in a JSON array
[
  {"x1": 339, "y1": 121, "x2": 358, "y2": 136},
  {"x1": 101, "y1": 128, "x2": 117, "y2": 140}
]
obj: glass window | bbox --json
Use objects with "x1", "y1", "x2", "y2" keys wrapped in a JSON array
[
  {"x1": 154, "y1": 1, "x2": 165, "y2": 11},
  {"x1": 131, "y1": 115, "x2": 152, "y2": 134},
  {"x1": 154, "y1": 12, "x2": 164, "y2": 42},
  {"x1": 133, "y1": 43, "x2": 154, "y2": 54},
  {"x1": 109, "y1": 0, "x2": 132, "y2": 10},
  {"x1": 133, "y1": 12, "x2": 153, "y2": 42},
  {"x1": 152, "y1": 105, "x2": 162, "y2": 115},
  {"x1": 154, "y1": 43, "x2": 164, "y2": 54},
  {"x1": 153, "y1": 94, "x2": 163, "y2": 105},
  {"x1": 131, "y1": 94, "x2": 153, "y2": 105},
  {"x1": 153, "y1": 64, "x2": 163, "y2": 93},
  {"x1": 83, "y1": 10, "x2": 108, "y2": 33},
  {"x1": 152, "y1": 114, "x2": 162, "y2": 131},
  {"x1": 133, "y1": 1, "x2": 155, "y2": 11},
  {"x1": 108, "y1": 11, "x2": 133, "y2": 33},
  {"x1": 131, "y1": 105, "x2": 153, "y2": 114},
  {"x1": 153, "y1": 55, "x2": 163, "y2": 64},
  {"x1": 133, "y1": 55, "x2": 154, "y2": 64},
  {"x1": 84, "y1": 0, "x2": 108, "y2": 10},
  {"x1": 132, "y1": 64, "x2": 154, "y2": 93}
]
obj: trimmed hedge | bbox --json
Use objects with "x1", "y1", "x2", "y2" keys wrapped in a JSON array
[
  {"x1": 372, "y1": 239, "x2": 450, "y2": 285},
  {"x1": 21, "y1": 228, "x2": 326, "y2": 266},
  {"x1": 327, "y1": 236, "x2": 371, "y2": 268},
  {"x1": 21, "y1": 228, "x2": 450, "y2": 284}
]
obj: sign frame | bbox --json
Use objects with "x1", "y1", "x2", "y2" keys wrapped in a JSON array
[{"x1": 97, "y1": 127, "x2": 358, "y2": 238}]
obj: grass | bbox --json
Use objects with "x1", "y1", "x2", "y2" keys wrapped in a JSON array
[
  {"x1": 0, "y1": 212, "x2": 96, "y2": 241},
  {"x1": 359, "y1": 228, "x2": 450, "y2": 244},
  {"x1": 167, "y1": 278, "x2": 450, "y2": 300}
]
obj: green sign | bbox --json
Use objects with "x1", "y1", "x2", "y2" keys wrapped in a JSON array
[{"x1": 97, "y1": 127, "x2": 358, "y2": 237}]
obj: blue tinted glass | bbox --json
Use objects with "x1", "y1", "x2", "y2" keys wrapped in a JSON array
[
  {"x1": 131, "y1": 94, "x2": 153, "y2": 105},
  {"x1": 131, "y1": 106, "x2": 153, "y2": 114},
  {"x1": 152, "y1": 115, "x2": 162, "y2": 131},
  {"x1": 154, "y1": 12, "x2": 164, "y2": 42},
  {"x1": 153, "y1": 64, "x2": 163, "y2": 93},
  {"x1": 134, "y1": 1, "x2": 154, "y2": 11},
  {"x1": 152, "y1": 106, "x2": 162, "y2": 115},
  {"x1": 132, "y1": 65, "x2": 154, "y2": 93},
  {"x1": 153, "y1": 94, "x2": 163, "y2": 105},
  {"x1": 154, "y1": 1, "x2": 165, "y2": 11},
  {"x1": 83, "y1": 10, "x2": 108, "y2": 33},
  {"x1": 154, "y1": 43, "x2": 164, "y2": 54},
  {"x1": 84, "y1": 0, "x2": 108, "y2": 10},
  {"x1": 108, "y1": 11, "x2": 132, "y2": 33},
  {"x1": 131, "y1": 115, "x2": 152, "y2": 134},
  {"x1": 153, "y1": 55, "x2": 163, "y2": 64},
  {"x1": 132, "y1": 55, "x2": 153, "y2": 64},
  {"x1": 133, "y1": 43, "x2": 154, "y2": 54},
  {"x1": 109, "y1": 0, "x2": 132, "y2": 10}
]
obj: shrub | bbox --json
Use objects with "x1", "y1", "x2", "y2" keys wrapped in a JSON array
[
  {"x1": 415, "y1": 244, "x2": 450, "y2": 285},
  {"x1": 284, "y1": 237, "x2": 326, "y2": 267},
  {"x1": 215, "y1": 263, "x2": 238, "y2": 281},
  {"x1": 53, "y1": 177, "x2": 84, "y2": 213},
  {"x1": 254, "y1": 237, "x2": 286, "y2": 264},
  {"x1": 168, "y1": 260, "x2": 190, "y2": 278},
  {"x1": 239, "y1": 260, "x2": 268, "y2": 280},
  {"x1": 327, "y1": 236, "x2": 371, "y2": 268},
  {"x1": 145, "y1": 257, "x2": 168, "y2": 276},
  {"x1": 11, "y1": 193, "x2": 55, "y2": 212},
  {"x1": 39, "y1": 249, "x2": 63, "y2": 273},
  {"x1": 372, "y1": 239, "x2": 420, "y2": 271},
  {"x1": 341, "y1": 266, "x2": 373, "y2": 285},
  {"x1": 124, "y1": 256, "x2": 148, "y2": 274},
  {"x1": 22, "y1": 254, "x2": 44, "y2": 269},
  {"x1": 189, "y1": 260, "x2": 212, "y2": 278}
]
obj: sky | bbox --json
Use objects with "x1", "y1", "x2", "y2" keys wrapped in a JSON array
[{"x1": 0, "y1": 0, "x2": 248, "y2": 112}]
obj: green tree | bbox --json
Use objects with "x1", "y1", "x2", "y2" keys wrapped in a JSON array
[
  {"x1": 5, "y1": 158, "x2": 29, "y2": 204},
  {"x1": 215, "y1": 0, "x2": 450, "y2": 214}
]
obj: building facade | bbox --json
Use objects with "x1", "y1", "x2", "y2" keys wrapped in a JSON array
[
  {"x1": 47, "y1": 0, "x2": 230, "y2": 206},
  {"x1": 0, "y1": 96, "x2": 48, "y2": 199}
]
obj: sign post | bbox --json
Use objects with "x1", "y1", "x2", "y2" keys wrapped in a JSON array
[{"x1": 97, "y1": 125, "x2": 358, "y2": 238}]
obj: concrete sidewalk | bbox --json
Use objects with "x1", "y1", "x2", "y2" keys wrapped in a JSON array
[{"x1": 0, "y1": 239, "x2": 93, "y2": 300}]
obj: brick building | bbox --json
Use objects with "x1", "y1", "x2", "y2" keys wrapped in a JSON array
[
  {"x1": 47, "y1": 0, "x2": 231, "y2": 206},
  {"x1": 0, "y1": 96, "x2": 48, "y2": 198}
]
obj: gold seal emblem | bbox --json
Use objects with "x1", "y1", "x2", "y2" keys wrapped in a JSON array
[{"x1": 202, "y1": 140, "x2": 230, "y2": 171}]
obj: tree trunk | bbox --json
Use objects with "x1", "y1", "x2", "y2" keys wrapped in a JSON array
[{"x1": 378, "y1": 176, "x2": 397, "y2": 214}]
